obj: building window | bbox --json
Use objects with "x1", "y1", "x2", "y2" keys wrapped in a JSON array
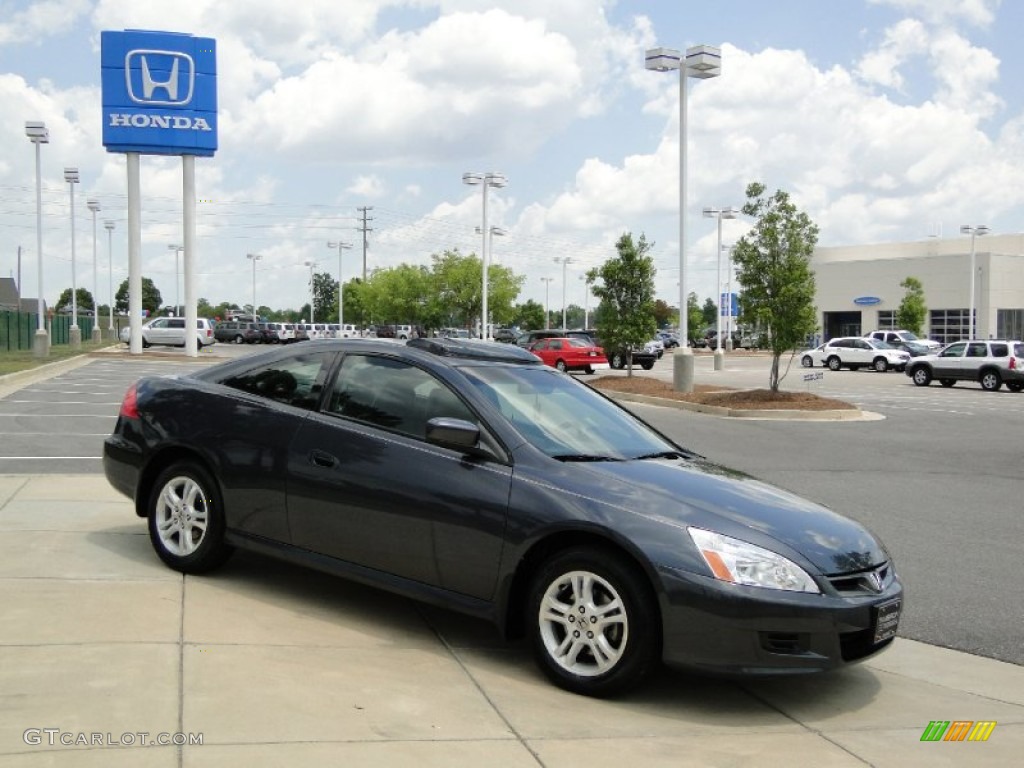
[
  {"x1": 877, "y1": 311, "x2": 896, "y2": 330},
  {"x1": 929, "y1": 309, "x2": 972, "y2": 345},
  {"x1": 997, "y1": 309, "x2": 1024, "y2": 340}
]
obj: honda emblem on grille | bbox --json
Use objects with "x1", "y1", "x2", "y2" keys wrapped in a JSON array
[{"x1": 868, "y1": 571, "x2": 884, "y2": 592}]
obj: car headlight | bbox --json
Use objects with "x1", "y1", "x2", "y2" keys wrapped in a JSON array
[{"x1": 687, "y1": 527, "x2": 820, "y2": 593}]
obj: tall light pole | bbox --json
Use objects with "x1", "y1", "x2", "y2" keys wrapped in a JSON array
[
  {"x1": 104, "y1": 220, "x2": 115, "y2": 338},
  {"x1": 327, "y1": 241, "x2": 352, "y2": 329},
  {"x1": 167, "y1": 244, "x2": 183, "y2": 315},
  {"x1": 579, "y1": 275, "x2": 592, "y2": 329},
  {"x1": 723, "y1": 243, "x2": 734, "y2": 351},
  {"x1": 463, "y1": 171, "x2": 507, "y2": 340},
  {"x1": 554, "y1": 256, "x2": 572, "y2": 329},
  {"x1": 87, "y1": 199, "x2": 101, "y2": 342},
  {"x1": 304, "y1": 260, "x2": 317, "y2": 323},
  {"x1": 25, "y1": 121, "x2": 49, "y2": 358},
  {"x1": 541, "y1": 277, "x2": 554, "y2": 329},
  {"x1": 64, "y1": 167, "x2": 81, "y2": 348},
  {"x1": 647, "y1": 44, "x2": 721, "y2": 392},
  {"x1": 960, "y1": 224, "x2": 989, "y2": 340},
  {"x1": 246, "y1": 253, "x2": 262, "y2": 319},
  {"x1": 476, "y1": 226, "x2": 506, "y2": 335},
  {"x1": 703, "y1": 206, "x2": 738, "y2": 369}
]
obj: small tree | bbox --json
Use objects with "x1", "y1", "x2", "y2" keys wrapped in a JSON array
[
  {"x1": 56, "y1": 287, "x2": 95, "y2": 314},
  {"x1": 895, "y1": 277, "x2": 927, "y2": 335},
  {"x1": 701, "y1": 297, "x2": 717, "y2": 328},
  {"x1": 512, "y1": 299, "x2": 545, "y2": 330},
  {"x1": 588, "y1": 233, "x2": 657, "y2": 376},
  {"x1": 114, "y1": 277, "x2": 162, "y2": 316},
  {"x1": 686, "y1": 292, "x2": 703, "y2": 344},
  {"x1": 733, "y1": 183, "x2": 819, "y2": 392}
]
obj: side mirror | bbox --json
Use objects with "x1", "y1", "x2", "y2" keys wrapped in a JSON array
[{"x1": 425, "y1": 417, "x2": 481, "y2": 452}]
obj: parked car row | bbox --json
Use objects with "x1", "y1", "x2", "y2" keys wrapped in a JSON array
[{"x1": 801, "y1": 337, "x2": 912, "y2": 372}]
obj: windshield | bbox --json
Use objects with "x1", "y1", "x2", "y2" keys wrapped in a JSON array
[{"x1": 462, "y1": 365, "x2": 677, "y2": 460}]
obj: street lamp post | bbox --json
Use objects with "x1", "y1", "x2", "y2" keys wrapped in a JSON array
[
  {"x1": 25, "y1": 121, "x2": 49, "y2": 358},
  {"x1": 304, "y1": 260, "x2": 317, "y2": 323},
  {"x1": 476, "y1": 226, "x2": 506, "y2": 334},
  {"x1": 246, "y1": 253, "x2": 262, "y2": 320},
  {"x1": 87, "y1": 199, "x2": 101, "y2": 342},
  {"x1": 167, "y1": 244, "x2": 183, "y2": 315},
  {"x1": 554, "y1": 256, "x2": 572, "y2": 329},
  {"x1": 327, "y1": 241, "x2": 352, "y2": 330},
  {"x1": 104, "y1": 221, "x2": 115, "y2": 338},
  {"x1": 723, "y1": 243, "x2": 734, "y2": 350},
  {"x1": 960, "y1": 224, "x2": 989, "y2": 340},
  {"x1": 579, "y1": 275, "x2": 592, "y2": 329},
  {"x1": 703, "y1": 206, "x2": 738, "y2": 369},
  {"x1": 463, "y1": 172, "x2": 507, "y2": 340},
  {"x1": 541, "y1": 277, "x2": 554, "y2": 329},
  {"x1": 647, "y1": 44, "x2": 721, "y2": 391},
  {"x1": 64, "y1": 168, "x2": 81, "y2": 348}
]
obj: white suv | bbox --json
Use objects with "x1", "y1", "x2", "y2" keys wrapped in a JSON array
[
  {"x1": 119, "y1": 317, "x2": 217, "y2": 348},
  {"x1": 819, "y1": 337, "x2": 911, "y2": 372},
  {"x1": 905, "y1": 339, "x2": 1024, "y2": 392},
  {"x1": 864, "y1": 329, "x2": 941, "y2": 352}
]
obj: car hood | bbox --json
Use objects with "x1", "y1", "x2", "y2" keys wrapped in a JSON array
[{"x1": 573, "y1": 456, "x2": 886, "y2": 575}]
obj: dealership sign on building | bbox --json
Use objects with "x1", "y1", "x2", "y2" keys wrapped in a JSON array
[{"x1": 101, "y1": 30, "x2": 217, "y2": 156}]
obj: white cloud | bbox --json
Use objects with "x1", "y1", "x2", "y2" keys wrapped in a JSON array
[{"x1": 0, "y1": 0, "x2": 90, "y2": 45}]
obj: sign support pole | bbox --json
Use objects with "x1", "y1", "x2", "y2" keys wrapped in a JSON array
[
  {"x1": 183, "y1": 155, "x2": 197, "y2": 357},
  {"x1": 127, "y1": 153, "x2": 143, "y2": 355}
]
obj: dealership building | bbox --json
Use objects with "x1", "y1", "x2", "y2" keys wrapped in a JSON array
[{"x1": 811, "y1": 233, "x2": 1024, "y2": 344}]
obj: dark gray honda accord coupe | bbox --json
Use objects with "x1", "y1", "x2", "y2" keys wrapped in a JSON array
[{"x1": 104, "y1": 337, "x2": 902, "y2": 696}]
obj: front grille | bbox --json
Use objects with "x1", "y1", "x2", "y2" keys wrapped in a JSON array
[{"x1": 826, "y1": 562, "x2": 892, "y2": 595}]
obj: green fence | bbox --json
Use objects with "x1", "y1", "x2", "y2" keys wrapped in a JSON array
[{"x1": 0, "y1": 311, "x2": 110, "y2": 351}]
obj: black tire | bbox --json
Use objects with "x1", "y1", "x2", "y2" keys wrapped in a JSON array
[
  {"x1": 147, "y1": 461, "x2": 232, "y2": 574},
  {"x1": 142, "y1": 338, "x2": 151, "y2": 349},
  {"x1": 980, "y1": 370, "x2": 1002, "y2": 392},
  {"x1": 940, "y1": 379, "x2": 955, "y2": 388},
  {"x1": 1007, "y1": 382, "x2": 1023, "y2": 393},
  {"x1": 527, "y1": 547, "x2": 660, "y2": 697},
  {"x1": 555, "y1": 359, "x2": 567, "y2": 372},
  {"x1": 801, "y1": 355, "x2": 813, "y2": 368},
  {"x1": 827, "y1": 356, "x2": 842, "y2": 371},
  {"x1": 584, "y1": 366, "x2": 594, "y2": 375},
  {"x1": 234, "y1": 334, "x2": 244, "y2": 344},
  {"x1": 610, "y1": 352, "x2": 625, "y2": 370},
  {"x1": 640, "y1": 360, "x2": 654, "y2": 370},
  {"x1": 873, "y1": 357, "x2": 888, "y2": 373},
  {"x1": 911, "y1": 366, "x2": 932, "y2": 387}
]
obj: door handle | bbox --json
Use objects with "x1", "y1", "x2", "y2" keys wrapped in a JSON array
[{"x1": 309, "y1": 450, "x2": 338, "y2": 469}]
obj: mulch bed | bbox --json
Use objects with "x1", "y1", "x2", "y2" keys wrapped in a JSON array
[{"x1": 589, "y1": 375, "x2": 856, "y2": 411}]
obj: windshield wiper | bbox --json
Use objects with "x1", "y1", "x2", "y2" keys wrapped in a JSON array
[
  {"x1": 631, "y1": 450, "x2": 690, "y2": 461},
  {"x1": 552, "y1": 454, "x2": 622, "y2": 462}
]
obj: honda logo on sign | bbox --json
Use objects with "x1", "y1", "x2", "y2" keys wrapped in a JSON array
[{"x1": 125, "y1": 49, "x2": 195, "y2": 106}]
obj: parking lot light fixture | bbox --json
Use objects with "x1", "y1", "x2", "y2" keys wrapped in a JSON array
[
  {"x1": 64, "y1": 168, "x2": 82, "y2": 348},
  {"x1": 104, "y1": 221, "x2": 115, "y2": 337},
  {"x1": 327, "y1": 241, "x2": 352, "y2": 328},
  {"x1": 554, "y1": 256, "x2": 573, "y2": 330},
  {"x1": 579, "y1": 274, "x2": 592, "y2": 329},
  {"x1": 463, "y1": 172, "x2": 507, "y2": 340},
  {"x1": 703, "y1": 206, "x2": 738, "y2": 369},
  {"x1": 647, "y1": 44, "x2": 721, "y2": 391},
  {"x1": 168, "y1": 244, "x2": 183, "y2": 315},
  {"x1": 541, "y1": 277, "x2": 554, "y2": 329},
  {"x1": 25, "y1": 121, "x2": 49, "y2": 357},
  {"x1": 960, "y1": 224, "x2": 990, "y2": 340},
  {"x1": 87, "y1": 199, "x2": 101, "y2": 342},
  {"x1": 304, "y1": 260, "x2": 317, "y2": 323},
  {"x1": 246, "y1": 253, "x2": 263, "y2": 321}
]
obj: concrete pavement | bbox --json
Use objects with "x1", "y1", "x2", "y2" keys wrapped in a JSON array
[{"x1": 0, "y1": 351, "x2": 1022, "y2": 766}]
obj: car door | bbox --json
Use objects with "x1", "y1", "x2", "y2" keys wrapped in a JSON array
[
  {"x1": 146, "y1": 318, "x2": 171, "y2": 345},
  {"x1": 932, "y1": 342, "x2": 967, "y2": 378},
  {"x1": 530, "y1": 339, "x2": 552, "y2": 366},
  {"x1": 960, "y1": 342, "x2": 989, "y2": 380},
  {"x1": 286, "y1": 353, "x2": 512, "y2": 600}
]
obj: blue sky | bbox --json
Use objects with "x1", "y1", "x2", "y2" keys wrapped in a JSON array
[{"x1": 2, "y1": 0, "x2": 1022, "y2": 315}]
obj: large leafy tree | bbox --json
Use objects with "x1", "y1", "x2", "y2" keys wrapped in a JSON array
[
  {"x1": 56, "y1": 287, "x2": 95, "y2": 313},
  {"x1": 114, "y1": 277, "x2": 162, "y2": 316},
  {"x1": 311, "y1": 271, "x2": 337, "y2": 322},
  {"x1": 512, "y1": 299, "x2": 545, "y2": 330},
  {"x1": 426, "y1": 249, "x2": 524, "y2": 332},
  {"x1": 653, "y1": 299, "x2": 673, "y2": 328},
  {"x1": 732, "y1": 182, "x2": 819, "y2": 391},
  {"x1": 701, "y1": 297, "x2": 717, "y2": 327},
  {"x1": 588, "y1": 233, "x2": 657, "y2": 376},
  {"x1": 895, "y1": 276, "x2": 927, "y2": 335}
]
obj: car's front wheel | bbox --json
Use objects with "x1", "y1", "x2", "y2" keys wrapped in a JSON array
[
  {"x1": 911, "y1": 367, "x2": 932, "y2": 386},
  {"x1": 555, "y1": 359, "x2": 567, "y2": 372},
  {"x1": 1007, "y1": 382, "x2": 1023, "y2": 393},
  {"x1": 827, "y1": 356, "x2": 842, "y2": 371},
  {"x1": 528, "y1": 548, "x2": 660, "y2": 697},
  {"x1": 610, "y1": 352, "x2": 625, "y2": 370},
  {"x1": 640, "y1": 360, "x2": 654, "y2": 370},
  {"x1": 980, "y1": 371, "x2": 1002, "y2": 392},
  {"x1": 147, "y1": 461, "x2": 232, "y2": 574},
  {"x1": 873, "y1": 357, "x2": 888, "y2": 372},
  {"x1": 801, "y1": 355, "x2": 813, "y2": 368}
]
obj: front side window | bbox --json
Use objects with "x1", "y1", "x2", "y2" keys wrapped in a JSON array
[
  {"x1": 328, "y1": 355, "x2": 475, "y2": 439},
  {"x1": 940, "y1": 342, "x2": 967, "y2": 358},
  {"x1": 221, "y1": 352, "x2": 334, "y2": 410}
]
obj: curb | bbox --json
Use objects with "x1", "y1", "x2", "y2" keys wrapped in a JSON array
[
  {"x1": 604, "y1": 390, "x2": 882, "y2": 421},
  {"x1": 0, "y1": 354, "x2": 96, "y2": 394}
]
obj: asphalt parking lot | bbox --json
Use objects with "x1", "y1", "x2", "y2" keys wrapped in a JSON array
[{"x1": 1, "y1": 345, "x2": 1022, "y2": 765}]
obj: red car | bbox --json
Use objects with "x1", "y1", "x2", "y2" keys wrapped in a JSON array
[{"x1": 529, "y1": 337, "x2": 609, "y2": 373}]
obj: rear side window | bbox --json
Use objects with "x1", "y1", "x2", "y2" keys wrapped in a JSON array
[
  {"x1": 989, "y1": 343, "x2": 1008, "y2": 357},
  {"x1": 221, "y1": 353, "x2": 334, "y2": 410}
]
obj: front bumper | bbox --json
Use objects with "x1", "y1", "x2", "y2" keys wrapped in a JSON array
[{"x1": 657, "y1": 564, "x2": 903, "y2": 675}]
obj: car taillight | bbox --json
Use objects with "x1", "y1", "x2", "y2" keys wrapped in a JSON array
[
  {"x1": 1011, "y1": 357, "x2": 1018, "y2": 370},
  {"x1": 119, "y1": 384, "x2": 139, "y2": 420}
]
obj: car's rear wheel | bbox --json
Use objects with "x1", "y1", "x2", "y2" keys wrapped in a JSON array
[
  {"x1": 555, "y1": 359, "x2": 567, "y2": 372},
  {"x1": 827, "y1": 356, "x2": 842, "y2": 371},
  {"x1": 801, "y1": 355, "x2": 813, "y2": 368},
  {"x1": 873, "y1": 357, "x2": 888, "y2": 372},
  {"x1": 980, "y1": 371, "x2": 1002, "y2": 392},
  {"x1": 528, "y1": 547, "x2": 659, "y2": 697},
  {"x1": 141, "y1": 338, "x2": 151, "y2": 349},
  {"x1": 940, "y1": 379, "x2": 955, "y2": 388},
  {"x1": 234, "y1": 334, "x2": 244, "y2": 344},
  {"x1": 911, "y1": 367, "x2": 932, "y2": 386},
  {"x1": 148, "y1": 461, "x2": 231, "y2": 574}
]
